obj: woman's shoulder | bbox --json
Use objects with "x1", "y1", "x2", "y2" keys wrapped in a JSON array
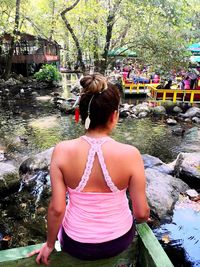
[
  {"x1": 112, "y1": 140, "x2": 141, "y2": 156},
  {"x1": 53, "y1": 138, "x2": 81, "y2": 153}
]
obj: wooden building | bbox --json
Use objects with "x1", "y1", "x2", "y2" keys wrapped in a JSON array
[{"x1": 0, "y1": 33, "x2": 60, "y2": 76}]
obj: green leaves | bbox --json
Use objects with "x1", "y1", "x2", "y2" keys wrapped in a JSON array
[
  {"x1": 34, "y1": 64, "x2": 61, "y2": 83},
  {"x1": 0, "y1": 0, "x2": 199, "y2": 72}
]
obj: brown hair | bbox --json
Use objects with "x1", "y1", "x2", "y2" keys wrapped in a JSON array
[{"x1": 79, "y1": 73, "x2": 120, "y2": 129}]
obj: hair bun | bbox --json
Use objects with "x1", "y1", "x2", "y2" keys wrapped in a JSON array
[{"x1": 80, "y1": 73, "x2": 107, "y2": 94}]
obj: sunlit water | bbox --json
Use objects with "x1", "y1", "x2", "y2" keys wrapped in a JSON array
[
  {"x1": 154, "y1": 201, "x2": 200, "y2": 267},
  {"x1": 0, "y1": 74, "x2": 200, "y2": 266}
]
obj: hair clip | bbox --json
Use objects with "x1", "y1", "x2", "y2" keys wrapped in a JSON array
[
  {"x1": 85, "y1": 95, "x2": 95, "y2": 130},
  {"x1": 85, "y1": 116, "x2": 91, "y2": 130}
]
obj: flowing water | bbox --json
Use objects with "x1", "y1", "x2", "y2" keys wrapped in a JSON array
[{"x1": 0, "y1": 74, "x2": 200, "y2": 266}]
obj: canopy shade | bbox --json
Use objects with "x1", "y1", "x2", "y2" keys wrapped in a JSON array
[
  {"x1": 107, "y1": 47, "x2": 137, "y2": 57},
  {"x1": 188, "y1": 42, "x2": 200, "y2": 53}
]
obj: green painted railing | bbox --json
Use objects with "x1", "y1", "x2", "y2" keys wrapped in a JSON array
[
  {"x1": 136, "y1": 223, "x2": 174, "y2": 267},
  {"x1": 0, "y1": 223, "x2": 174, "y2": 267}
]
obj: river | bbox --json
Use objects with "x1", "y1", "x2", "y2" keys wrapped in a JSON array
[{"x1": 0, "y1": 74, "x2": 200, "y2": 266}]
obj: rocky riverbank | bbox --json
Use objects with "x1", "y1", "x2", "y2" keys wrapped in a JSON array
[
  {"x1": 0, "y1": 75, "x2": 200, "y2": 266},
  {"x1": 0, "y1": 142, "x2": 200, "y2": 249}
]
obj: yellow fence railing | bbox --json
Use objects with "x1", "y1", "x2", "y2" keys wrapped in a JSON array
[
  {"x1": 147, "y1": 85, "x2": 200, "y2": 103},
  {"x1": 122, "y1": 80, "x2": 157, "y2": 95}
]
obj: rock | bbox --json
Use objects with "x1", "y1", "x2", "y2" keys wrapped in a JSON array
[
  {"x1": 0, "y1": 149, "x2": 6, "y2": 161},
  {"x1": 138, "y1": 111, "x2": 149, "y2": 118},
  {"x1": 130, "y1": 113, "x2": 138, "y2": 119},
  {"x1": 5, "y1": 78, "x2": 21, "y2": 86},
  {"x1": 119, "y1": 109, "x2": 130, "y2": 118},
  {"x1": 166, "y1": 118, "x2": 177, "y2": 125},
  {"x1": 172, "y1": 126, "x2": 185, "y2": 136},
  {"x1": 0, "y1": 162, "x2": 20, "y2": 198},
  {"x1": 145, "y1": 168, "x2": 190, "y2": 219},
  {"x1": 51, "y1": 91, "x2": 61, "y2": 97},
  {"x1": 31, "y1": 91, "x2": 39, "y2": 97},
  {"x1": 121, "y1": 103, "x2": 132, "y2": 111},
  {"x1": 184, "y1": 118, "x2": 192, "y2": 123},
  {"x1": 142, "y1": 154, "x2": 173, "y2": 174},
  {"x1": 19, "y1": 147, "x2": 54, "y2": 174},
  {"x1": 192, "y1": 117, "x2": 200, "y2": 124},
  {"x1": 186, "y1": 189, "x2": 199, "y2": 198},
  {"x1": 62, "y1": 101, "x2": 75, "y2": 114},
  {"x1": 66, "y1": 97, "x2": 76, "y2": 103},
  {"x1": 70, "y1": 83, "x2": 81, "y2": 95},
  {"x1": 0, "y1": 79, "x2": 5, "y2": 84},
  {"x1": 173, "y1": 152, "x2": 200, "y2": 187},
  {"x1": 152, "y1": 105, "x2": 166, "y2": 115},
  {"x1": 17, "y1": 74, "x2": 26, "y2": 83},
  {"x1": 132, "y1": 102, "x2": 151, "y2": 116},
  {"x1": 173, "y1": 106, "x2": 183, "y2": 113},
  {"x1": 178, "y1": 127, "x2": 200, "y2": 153},
  {"x1": 180, "y1": 107, "x2": 200, "y2": 118},
  {"x1": 52, "y1": 80, "x2": 61, "y2": 87}
]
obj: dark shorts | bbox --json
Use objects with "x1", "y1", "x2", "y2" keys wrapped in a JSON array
[{"x1": 59, "y1": 225, "x2": 135, "y2": 260}]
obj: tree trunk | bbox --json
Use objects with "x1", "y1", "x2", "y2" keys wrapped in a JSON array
[
  {"x1": 2, "y1": 0, "x2": 21, "y2": 80},
  {"x1": 49, "y1": 0, "x2": 55, "y2": 41},
  {"x1": 60, "y1": 0, "x2": 85, "y2": 73},
  {"x1": 93, "y1": 35, "x2": 100, "y2": 72},
  {"x1": 100, "y1": 0, "x2": 122, "y2": 74}
]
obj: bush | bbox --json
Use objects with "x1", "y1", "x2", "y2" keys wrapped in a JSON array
[{"x1": 34, "y1": 64, "x2": 61, "y2": 83}]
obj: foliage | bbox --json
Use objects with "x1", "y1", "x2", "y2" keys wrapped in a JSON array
[
  {"x1": 1, "y1": 0, "x2": 200, "y2": 72},
  {"x1": 34, "y1": 64, "x2": 61, "y2": 83}
]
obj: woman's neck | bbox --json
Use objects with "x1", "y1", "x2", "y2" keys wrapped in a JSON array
[{"x1": 85, "y1": 128, "x2": 111, "y2": 138}]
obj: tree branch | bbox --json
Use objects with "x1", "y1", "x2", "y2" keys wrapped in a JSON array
[{"x1": 60, "y1": 0, "x2": 85, "y2": 72}]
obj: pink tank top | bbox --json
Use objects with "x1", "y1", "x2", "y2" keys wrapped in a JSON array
[
  {"x1": 184, "y1": 79, "x2": 190, "y2": 89},
  {"x1": 60, "y1": 135, "x2": 133, "y2": 243}
]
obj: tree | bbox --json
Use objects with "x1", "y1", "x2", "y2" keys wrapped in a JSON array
[
  {"x1": 2, "y1": 0, "x2": 21, "y2": 80},
  {"x1": 1, "y1": 0, "x2": 200, "y2": 75},
  {"x1": 61, "y1": 0, "x2": 86, "y2": 72},
  {"x1": 100, "y1": 0, "x2": 123, "y2": 73}
]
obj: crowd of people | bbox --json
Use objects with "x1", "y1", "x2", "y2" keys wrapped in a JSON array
[{"x1": 113, "y1": 61, "x2": 200, "y2": 90}]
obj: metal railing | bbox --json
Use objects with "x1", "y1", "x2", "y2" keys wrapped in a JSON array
[{"x1": 147, "y1": 85, "x2": 200, "y2": 103}]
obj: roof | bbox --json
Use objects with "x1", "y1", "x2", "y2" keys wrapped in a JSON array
[
  {"x1": 188, "y1": 42, "x2": 200, "y2": 53},
  {"x1": 0, "y1": 32, "x2": 60, "y2": 46},
  {"x1": 108, "y1": 47, "x2": 137, "y2": 57}
]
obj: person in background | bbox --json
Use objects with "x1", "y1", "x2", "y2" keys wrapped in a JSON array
[
  {"x1": 152, "y1": 73, "x2": 160, "y2": 83},
  {"x1": 189, "y1": 72, "x2": 197, "y2": 89},
  {"x1": 183, "y1": 76, "x2": 191, "y2": 90},
  {"x1": 28, "y1": 73, "x2": 150, "y2": 265},
  {"x1": 179, "y1": 78, "x2": 185, "y2": 90},
  {"x1": 164, "y1": 79, "x2": 173, "y2": 89}
]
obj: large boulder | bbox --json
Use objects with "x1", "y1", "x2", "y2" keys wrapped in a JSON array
[
  {"x1": 145, "y1": 168, "x2": 189, "y2": 219},
  {"x1": 0, "y1": 162, "x2": 20, "y2": 198},
  {"x1": 19, "y1": 147, "x2": 54, "y2": 174},
  {"x1": 173, "y1": 152, "x2": 200, "y2": 187},
  {"x1": 132, "y1": 102, "x2": 151, "y2": 116},
  {"x1": 180, "y1": 107, "x2": 200, "y2": 118},
  {"x1": 142, "y1": 154, "x2": 173, "y2": 174},
  {"x1": 152, "y1": 105, "x2": 166, "y2": 115}
]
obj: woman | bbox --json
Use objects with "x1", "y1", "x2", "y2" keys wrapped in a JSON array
[
  {"x1": 183, "y1": 76, "x2": 191, "y2": 90},
  {"x1": 29, "y1": 73, "x2": 150, "y2": 265}
]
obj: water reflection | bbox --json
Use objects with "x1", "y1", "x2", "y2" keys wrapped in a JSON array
[{"x1": 154, "y1": 203, "x2": 200, "y2": 266}]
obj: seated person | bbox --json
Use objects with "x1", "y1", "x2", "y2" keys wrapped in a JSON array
[
  {"x1": 183, "y1": 76, "x2": 191, "y2": 90},
  {"x1": 152, "y1": 73, "x2": 160, "y2": 83},
  {"x1": 28, "y1": 73, "x2": 150, "y2": 264},
  {"x1": 164, "y1": 79, "x2": 172, "y2": 89}
]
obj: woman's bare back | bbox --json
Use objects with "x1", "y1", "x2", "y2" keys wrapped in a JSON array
[{"x1": 54, "y1": 136, "x2": 139, "y2": 193}]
